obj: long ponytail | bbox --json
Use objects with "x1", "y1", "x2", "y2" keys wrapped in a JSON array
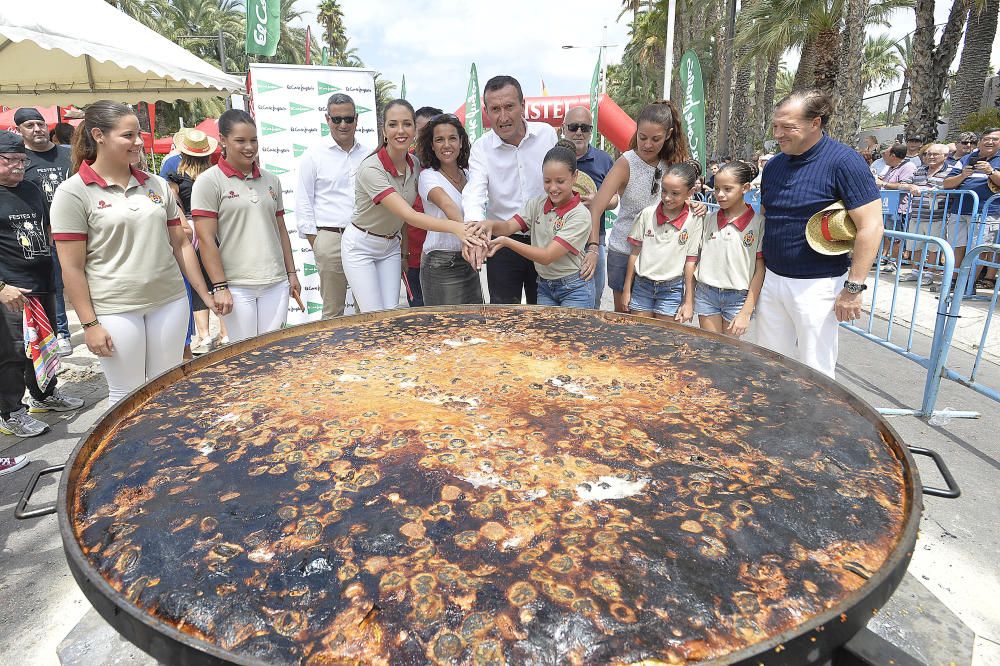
[
  {"x1": 630, "y1": 100, "x2": 690, "y2": 165},
  {"x1": 70, "y1": 100, "x2": 135, "y2": 175}
]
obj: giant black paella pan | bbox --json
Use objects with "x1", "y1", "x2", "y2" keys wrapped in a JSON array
[{"x1": 20, "y1": 307, "x2": 958, "y2": 664}]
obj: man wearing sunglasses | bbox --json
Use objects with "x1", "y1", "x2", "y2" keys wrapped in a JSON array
[
  {"x1": 562, "y1": 106, "x2": 617, "y2": 308},
  {"x1": 295, "y1": 93, "x2": 367, "y2": 318}
]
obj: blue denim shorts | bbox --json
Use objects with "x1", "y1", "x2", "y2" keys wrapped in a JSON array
[
  {"x1": 607, "y1": 249, "x2": 630, "y2": 292},
  {"x1": 537, "y1": 273, "x2": 595, "y2": 308},
  {"x1": 694, "y1": 282, "x2": 749, "y2": 320},
  {"x1": 629, "y1": 275, "x2": 684, "y2": 316}
]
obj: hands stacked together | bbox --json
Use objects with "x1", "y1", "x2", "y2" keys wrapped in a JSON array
[{"x1": 457, "y1": 221, "x2": 496, "y2": 270}]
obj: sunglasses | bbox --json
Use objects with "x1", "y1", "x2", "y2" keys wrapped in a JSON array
[
  {"x1": 652, "y1": 166, "x2": 663, "y2": 195},
  {"x1": 327, "y1": 115, "x2": 356, "y2": 125},
  {"x1": 960, "y1": 141, "x2": 977, "y2": 145},
  {"x1": 565, "y1": 123, "x2": 593, "y2": 133},
  {"x1": 0, "y1": 154, "x2": 28, "y2": 166}
]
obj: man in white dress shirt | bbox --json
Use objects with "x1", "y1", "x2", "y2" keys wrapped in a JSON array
[
  {"x1": 296, "y1": 94, "x2": 367, "y2": 318},
  {"x1": 463, "y1": 75, "x2": 558, "y2": 304}
]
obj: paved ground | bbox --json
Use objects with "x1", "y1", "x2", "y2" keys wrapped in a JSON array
[{"x1": 1, "y1": 278, "x2": 998, "y2": 665}]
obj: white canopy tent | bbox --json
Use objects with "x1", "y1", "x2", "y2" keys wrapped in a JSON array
[{"x1": 0, "y1": 0, "x2": 244, "y2": 106}]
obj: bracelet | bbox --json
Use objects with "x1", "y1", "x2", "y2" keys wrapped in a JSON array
[
  {"x1": 0, "y1": 281, "x2": 6, "y2": 291},
  {"x1": 286, "y1": 270, "x2": 296, "y2": 275},
  {"x1": 81, "y1": 318, "x2": 100, "y2": 329},
  {"x1": 585, "y1": 242, "x2": 599, "y2": 250},
  {"x1": 211, "y1": 285, "x2": 229, "y2": 294},
  {"x1": 586, "y1": 247, "x2": 598, "y2": 254}
]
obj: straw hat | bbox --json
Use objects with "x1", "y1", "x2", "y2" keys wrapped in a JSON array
[
  {"x1": 573, "y1": 170, "x2": 597, "y2": 197},
  {"x1": 805, "y1": 201, "x2": 857, "y2": 255},
  {"x1": 173, "y1": 128, "x2": 218, "y2": 157}
]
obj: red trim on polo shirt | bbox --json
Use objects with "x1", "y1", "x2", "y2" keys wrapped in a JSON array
[
  {"x1": 413, "y1": 195, "x2": 424, "y2": 213},
  {"x1": 513, "y1": 214, "x2": 528, "y2": 232},
  {"x1": 276, "y1": 209, "x2": 285, "y2": 217},
  {"x1": 190, "y1": 209, "x2": 218, "y2": 219},
  {"x1": 685, "y1": 255, "x2": 698, "y2": 261},
  {"x1": 628, "y1": 237, "x2": 642, "y2": 246},
  {"x1": 656, "y1": 204, "x2": 688, "y2": 229},
  {"x1": 78, "y1": 162, "x2": 150, "y2": 187},
  {"x1": 542, "y1": 193, "x2": 581, "y2": 217},
  {"x1": 373, "y1": 187, "x2": 396, "y2": 205},
  {"x1": 554, "y1": 237, "x2": 579, "y2": 255},
  {"x1": 756, "y1": 251, "x2": 764, "y2": 258},
  {"x1": 52, "y1": 233, "x2": 88, "y2": 241},
  {"x1": 717, "y1": 203, "x2": 754, "y2": 231},
  {"x1": 376, "y1": 146, "x2": 414, "y2": 177},
  {"x1": 166, "y1": 217, "x2": 182, "y2": 227},
  {"x1": 218, "y1": 158, "x2": 262, "y2": 179}
]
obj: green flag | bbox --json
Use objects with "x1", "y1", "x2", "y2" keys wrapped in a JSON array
[
  {"x1": 245, "y1": 0, "x2": 280, "y2": 57},
  {"x1": 400, "y1": 75, "x2": 407, "y2": 100},
  {"x1": 589, "y1": 53, "x2": 601, "y2": 147},
  {"x1": 679, "y1": 50, "x2": 707, "y2": 176},
  {"x1": 464, "y1": 64, "x2": 483, "y2": 141},
  {"x1": 321, "y1": 47, "x2": 329, "y2": 66}
]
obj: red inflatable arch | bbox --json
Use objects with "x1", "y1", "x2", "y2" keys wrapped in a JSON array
[{"x1": 453, "y1": 94, "x2": 637, "y2": 152}]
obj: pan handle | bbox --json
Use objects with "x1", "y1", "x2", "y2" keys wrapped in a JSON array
[
  {"x1": 908, "y1": 446, "x2": 961, "y2": 499},
  {"x1": 14, "y1": 465, "x2": 64, "y2": 519}
]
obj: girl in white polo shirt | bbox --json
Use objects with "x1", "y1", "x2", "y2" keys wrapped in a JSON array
[
  {"x1": 485, "y1": 144, "x2": 594, "y2": 307},
  {"x1": 695, "y1": 160, "x2": 766, "y2": 337},
  {"x1": 342, "y1": 99, "x2": 484, "y2": 313},
  {"x1": 622, "y1": 162, "x2": 705, "y2": 320},
  {"x1": 51, "y1": 101, "x2": 215, "y2": 406},
  {"x1": 190, "y1": 109, "x2": 300, "y2": 343}
]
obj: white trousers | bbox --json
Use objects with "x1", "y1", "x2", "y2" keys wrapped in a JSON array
[
  {"x1": 341, "y1": 224, "x2": 401, "y2": 313},
  {"x1": 753, "y1": 269, "x2": 845, "y2": 379},
  {"x1": 224, "y1": 281, "x2": 289, "y2": 343},
  {"x1": 99, "y1": 296, "x2": 189, "y2": 407}
]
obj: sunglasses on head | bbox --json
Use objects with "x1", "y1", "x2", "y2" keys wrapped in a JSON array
[
  {"x1": 565, "y1": 123, "x2": 593, "y2": 133},
  {"x1": 328, "y1": 115, "x2": 356, "y2": 125},
  {"x1": 652, "y1": 166, "x2": 663, "y2": 195}
]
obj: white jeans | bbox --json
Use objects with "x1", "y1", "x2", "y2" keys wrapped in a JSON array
[
  {"x1": 753, "y1": 269, "x2": 845, "y2": 379},
  {"x1": 99, "y1": 296, "x2": 189, "y2": 407},
  {"x1": 341, "y1": 224, "x2": 401, "y2": 313},
  {"x1": 224, "y1": 281, "x2": 289, "y2": 343}
]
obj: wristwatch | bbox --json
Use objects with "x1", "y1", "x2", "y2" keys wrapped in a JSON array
[{"x1": 844, "y1": 280, "x2": 868, "y2": 294}]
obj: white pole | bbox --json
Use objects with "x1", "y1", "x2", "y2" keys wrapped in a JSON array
[{"x1": 664, "y1": 0, "x2": 676, "y2": 99}]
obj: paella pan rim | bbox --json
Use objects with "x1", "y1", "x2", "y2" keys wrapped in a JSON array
[{"x1": 56, "y1": 305, "x2": 923, "y2": 666}]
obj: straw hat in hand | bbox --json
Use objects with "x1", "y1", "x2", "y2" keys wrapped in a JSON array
[{"x1": 805, "y1": 201, "x2": 857, "y2": 255}]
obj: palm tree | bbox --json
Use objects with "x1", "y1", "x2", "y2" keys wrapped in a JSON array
[
  {"x1": 891, "y1": 35, "x2": 913, "y2": 123},
  {"x1": 906, "y1": 0, "x2": 970, "y2": 141},
  {"x1": 860, "y1": 34, "x2": 904, "y2": 91},
  {"x1": 317, "y1": 0, "x2": 349, "y2": 63},
  {"x1": 948, "y1": 0, "x2": 999, "y2": 138}
]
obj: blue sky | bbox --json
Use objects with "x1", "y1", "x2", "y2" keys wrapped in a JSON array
[{"x1": 299, "y1": 0, "x2": 1000, "y2": 114}]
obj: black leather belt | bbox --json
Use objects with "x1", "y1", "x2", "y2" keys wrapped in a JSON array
[
  {"x1": 351, "y1": 222, "x2": 400, "y2": 240},
  {"x1": 317, "y1": 227, "x2": 345, "y2": 233}
]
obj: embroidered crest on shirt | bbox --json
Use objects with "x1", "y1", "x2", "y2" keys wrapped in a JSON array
[
  {"x1": 678, "y1": 230, "x2": 689, "y2": 245},
  {"x1": 97, "y1": 200, "x2": 111, "y2": 209},
  {"x1": 645, "y1": 229, "x2": 654, "y2": 238},
  {"x1": 742, "y1": 231, "x2": 756, "y2": 247},
  {"x1": 268, "y1": 186, "x2": 278, "y2": 202},
  {"x1": 147, "y1": 189, "x2": 163, "y2": 205},
  {"x1": 553, "y1": 216, "x2": 564, "y2": 231},
  {"x1": 226, "y1": 190, "x2": 240, "y2": 199}
]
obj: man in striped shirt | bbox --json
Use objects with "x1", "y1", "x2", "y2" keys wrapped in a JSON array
[{"x1": 755, "y1": 89, "x2": 883, "y2": 379}]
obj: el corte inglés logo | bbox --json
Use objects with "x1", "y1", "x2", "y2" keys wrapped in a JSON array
[
  {"x1": 289, "y1": 102, "x2": 315, "y2": 116},
  {"x1": 317, "y1": 82, "x2": 340, "y2": 95},
  {"x1": 256, "y1": 80, "x2": 281, "y2": 94},
  {"x1": 264, "y1": 164, "x2": 290, "y2": 175},
  {"x1": 261, "y1": 122, "x2": 286, "y2": 135},
  {"x1": 304, "y1": 263, "x2": 318, "y2": 276},
  {"x1": 320, "y1": 123, "x2": 330, "y2": 137},
  {"x1": 307, "y1": 301, "x2": 323, "y2": 314},
  {"x1": 356, "y1": 105, "x2": 372, "y2": 115},
  {"x1": 293, "y1": 144, "x2": 309, "y2": 158}
]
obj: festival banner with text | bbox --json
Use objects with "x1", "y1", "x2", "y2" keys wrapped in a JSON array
[
  {"x1": 249, "y1": 63, "x2": 379, "y2": 324},
  {"x1": 679, "y1": 50, "x2": 707, "y2": 175},
  {"x1": 245, "y1": 0, "x2": 280, "y2": 57}
]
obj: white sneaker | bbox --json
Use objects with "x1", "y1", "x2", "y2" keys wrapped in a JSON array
[
  {"x1": 56, "y1": 335, "x2": 73, "y2": 357},
  {"x1": 27, "y1": 388, "x2": 84, "y2": 413},
  {"x1": 0, "y1": 455, "x2": 29, "y2": 476},
  {"x1": 191, "y1": 336, "x2": 213, "y2": 356},
  {"x1": 0, "y1": 408, "x2": 48, "y2": 437}
]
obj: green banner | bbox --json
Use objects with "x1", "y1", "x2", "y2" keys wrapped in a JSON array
[
  {"x1": 321, "y1": 47, "x2": 329, "y2": 66},
  {"x1": 245, "y1": 0, "x2": 280, "y2": 57},
  {"x1": 464, "y1": 63, "x2": 483, "y2": 141},
  {"x1": 589, "y1": 54, "x2": 601, "y2": 148},
  {"x1": 679, "y1": 50, "x2": 707, "y2": 176},
  {"x1": 400, "y1": 75, "x2": 407, "y2": 101}
]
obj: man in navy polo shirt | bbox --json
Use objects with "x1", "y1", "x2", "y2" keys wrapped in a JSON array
[
  {"x1": 756, "y1": 89, "x2": 883, "y2": 378},
  {"x1": 565, "y1": 106, "x2": 618, "y2": 308}
]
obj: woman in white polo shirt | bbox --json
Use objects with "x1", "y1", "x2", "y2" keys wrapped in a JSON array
[
  {"x1": 51, "y1": 101, "x2": 216, "y2": 406},
  {"x1": 191, "y1": 109, "x2": 300, "y2": 343},
  {"x1": 342, "y1": 99, "x2": 485, "y2": 313}
]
